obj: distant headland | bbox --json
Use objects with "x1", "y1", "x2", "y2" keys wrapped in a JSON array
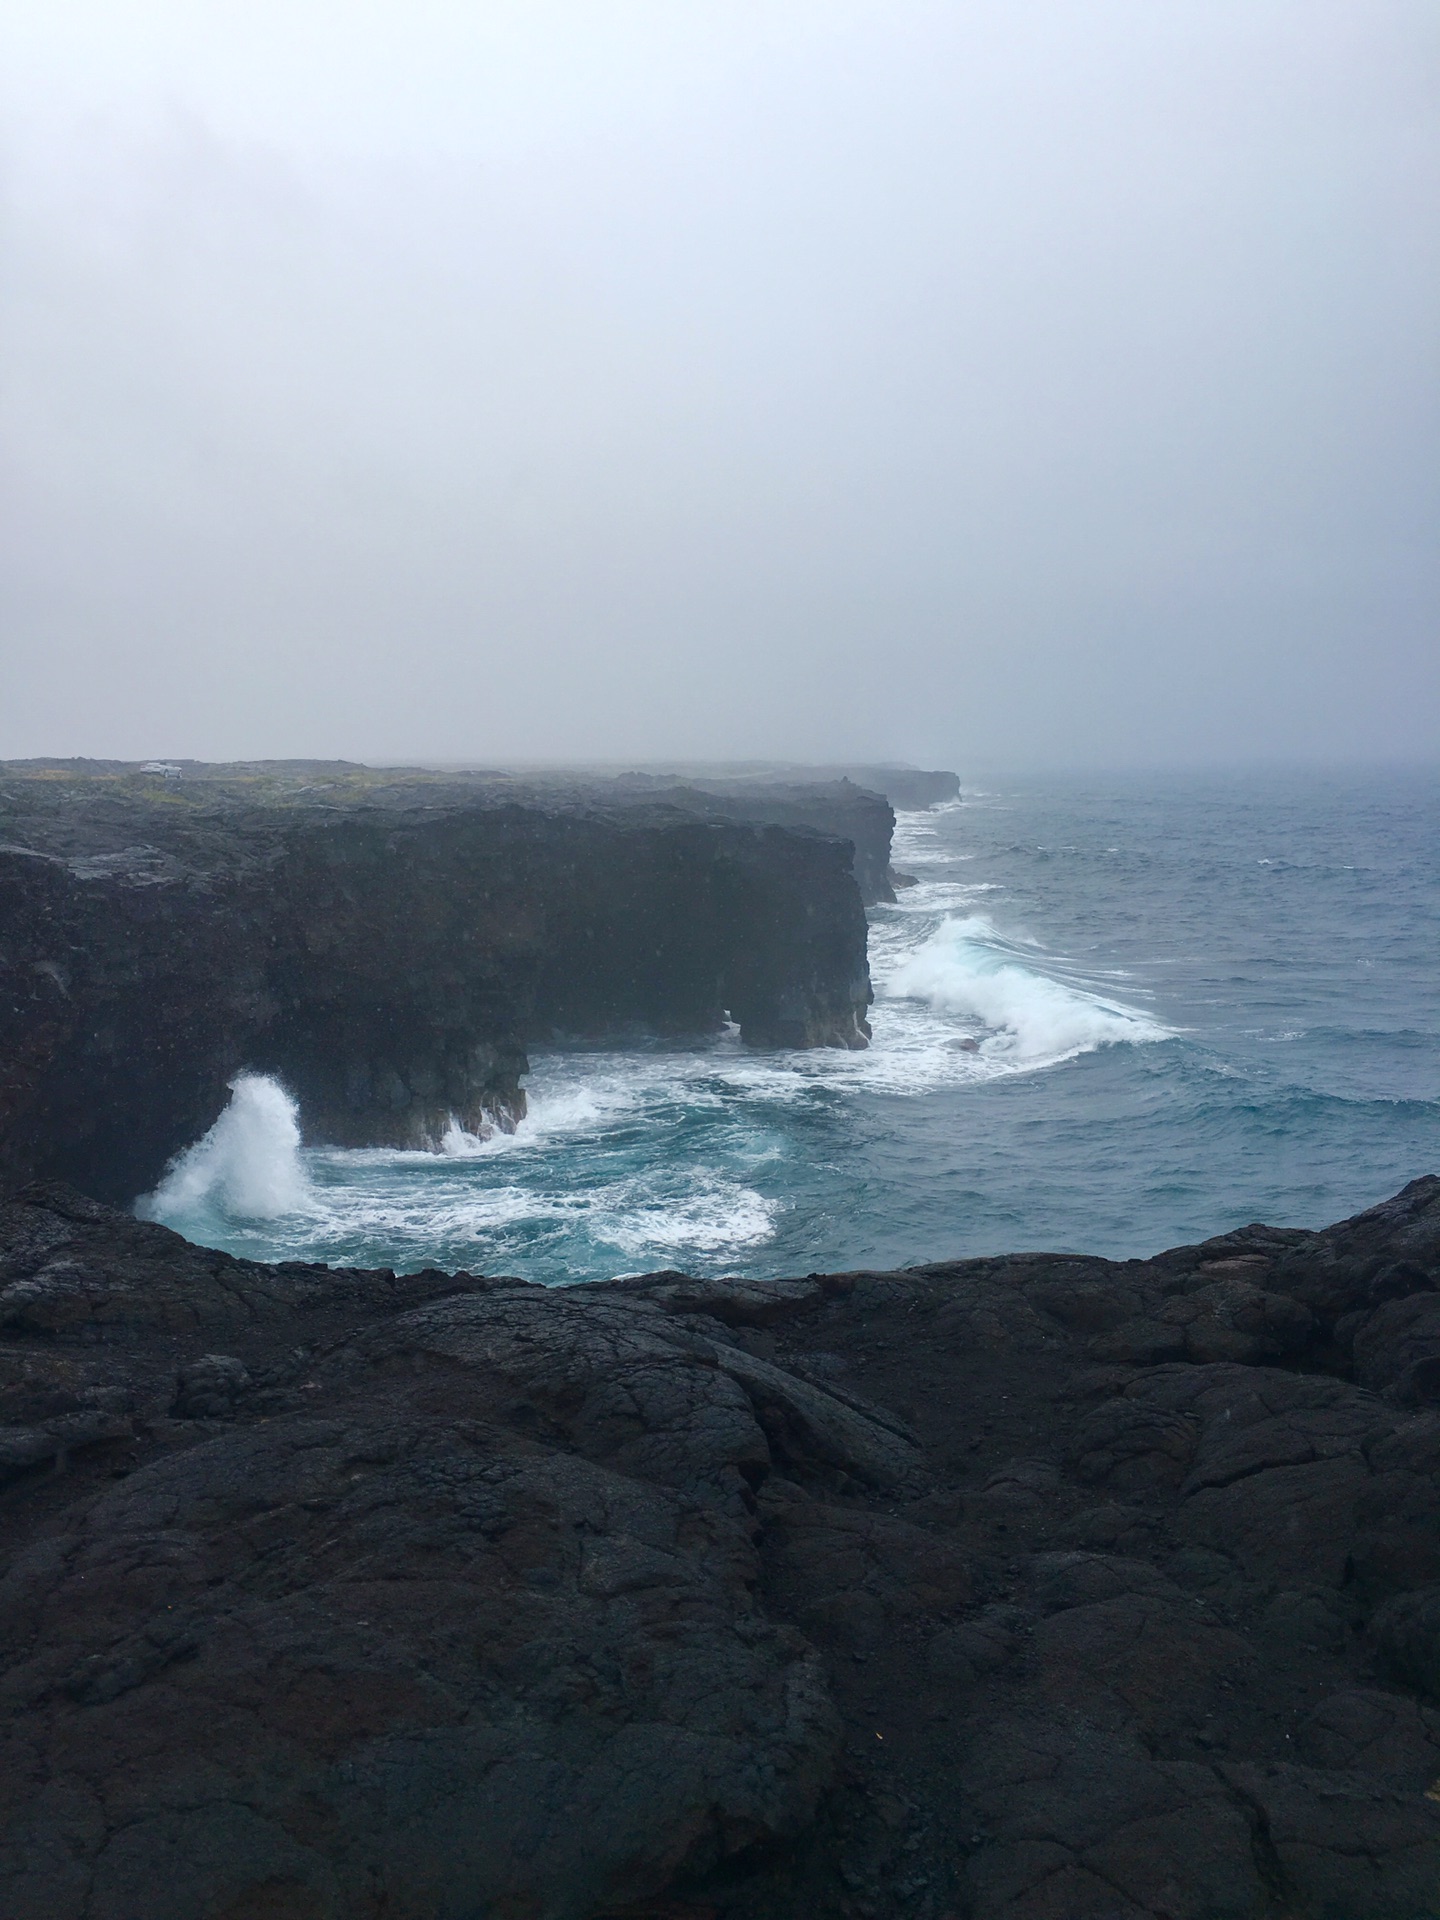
[{"x1": 0, "y1": 758, "x2": 958, "y2": 1203}]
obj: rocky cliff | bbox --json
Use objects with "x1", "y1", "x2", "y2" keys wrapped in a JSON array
[
  {"x1": 1, "y1": 1175, "x2": 1438, "y2": 1919},
  {"x1": 450, "y1": 762, "x2": 962, "y2": 902},
  {"x1": 612, "y1": 775, "x2": 900, "y2": 903},
  {"x1": 815, "y1": 764, "x2": 960, "y2": 812},
  {"x1": 573, "y1": 761, "x2": 963, "y2": 817},
  {"x1": 0, "y1": 764, "x2": 871, "y2": 1203}
]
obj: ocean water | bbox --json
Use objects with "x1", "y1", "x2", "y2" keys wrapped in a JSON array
[{"x1": 141, "y1": 769, "x2": 1440, "y2": 1282}]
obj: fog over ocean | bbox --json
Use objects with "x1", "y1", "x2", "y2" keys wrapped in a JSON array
[
  {"x1": 143, "y1": 768, "x2": 1440, "y2": 1279},
  {"x1": 5, "y1": 5, "x2": 1436, "y2": 776}
]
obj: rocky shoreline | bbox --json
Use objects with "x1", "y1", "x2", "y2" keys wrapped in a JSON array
[
  {"x1": 3, "y1": 1174, "x2": 1439, "y2": 1918},
  {"x1": 1, "y1": 761, "x2": 896, "y2": 1203}
]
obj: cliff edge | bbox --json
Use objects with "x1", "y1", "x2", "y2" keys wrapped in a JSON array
[{"x1": 0, "y1": 763, "x2": 872, "y2": 1202}]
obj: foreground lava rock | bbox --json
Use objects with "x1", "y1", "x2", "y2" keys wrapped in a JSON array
[{"x1": 2, "y1": 1176, "x2": 1440, "y2": 1918}]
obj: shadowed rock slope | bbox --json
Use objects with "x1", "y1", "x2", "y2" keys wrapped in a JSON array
[
  {"x1": 3, "y1": 1175, "x2": 1440, "y2": 1918},
  {"x1": 0, "y1": 763, "x2": 872, "y2": 1203}
]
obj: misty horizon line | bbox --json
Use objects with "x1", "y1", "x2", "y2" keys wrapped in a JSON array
[{"x1": 6, "y1": 752, "x2": 1438, "y2": 781}]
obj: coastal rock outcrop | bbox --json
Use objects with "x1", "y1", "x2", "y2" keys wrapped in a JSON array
[
  {"x1": 1, "y1": 1175, "x2": 1439, "y2": 1918},
  {"x1": 613, "y1": 775, "x2": 902, "y2": 904},
  {"x1": 0, "y1": 764, "x2": 872, "y2": 1201},
  {"x1": 606, "y1": 762, "x2": 962, "y2": 818},
  {"x1": 606, "y1": 764, "x2": 964, "y2": 903},
  {"x1": 816, "y1": 764, "x2": 960, "y2": 812}
]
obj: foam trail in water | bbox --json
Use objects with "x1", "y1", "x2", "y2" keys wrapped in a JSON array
[
  {"x1": 885, "y1": 915, "x2": 1168, "y2": 1064},
  {"x1": 140, "y1": 1073, "x2": 310, "y2": 1221},
  {"x1": 437, "y1": 1080, "x2": 630, "y2": 1158},
  {"x1": 593, "y1": 1179, "x2": 777, "y2": 1256}
]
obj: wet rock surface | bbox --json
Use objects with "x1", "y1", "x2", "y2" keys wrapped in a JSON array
[{"x1": 2, "y1": 1174, "x2": 1439, "y2": 1917}]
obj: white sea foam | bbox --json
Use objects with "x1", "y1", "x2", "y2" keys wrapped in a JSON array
[
  {"x1": 293, "y1": 1176, "x2": 585, "y2": 1246},
  {"x1": 883, "y1": 914, "x2": 1170, "y2": 1066},
  {"x1": 889, "y1": 801, "x2": 969, "y2": 866},
  {"x1": 140, "y1": 1073, "x2": 310, "y2": 1222},
  {"x1": 241, "y1": 1152, "x2": 776, "y2": 1265},
  {"x1": 592, "y1": 1180, "x2": 777, "y2": 1256}
]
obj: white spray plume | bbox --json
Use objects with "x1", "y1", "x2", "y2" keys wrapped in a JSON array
[{"x1": 140, "y1": 1072, "x2": 309, "y2": 1221}]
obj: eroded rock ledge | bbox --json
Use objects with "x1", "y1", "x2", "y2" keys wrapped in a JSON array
[
  {"x1": 2, "y1": 1175, "x2": 1439, "y2": 1919},
  {"x1": 0, "y1": 763, "x2": 876, "y2": 1202}
]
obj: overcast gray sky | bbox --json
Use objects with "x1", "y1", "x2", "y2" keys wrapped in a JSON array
[{"x1": 2, "y1": 1, "x2": 1436, "y2": 770}]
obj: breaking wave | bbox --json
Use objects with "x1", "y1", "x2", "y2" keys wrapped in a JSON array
[
  {"x1": 139, "y1": 1073, "x2": 310, "y2": 1225},
  {"x1": 884, "y1": 913, "x2": 1170, "y2": 1064},
  {"x1": 139, "y1": 1064, "x2": 779, "y2": 1272}
]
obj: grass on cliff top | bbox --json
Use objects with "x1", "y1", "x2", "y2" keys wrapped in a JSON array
[{"x1": 0, "y1": 760, "x2": 521, "y2": 812}]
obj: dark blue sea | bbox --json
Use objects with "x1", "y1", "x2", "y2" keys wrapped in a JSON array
[{"x1": 142, "y1": 769, "x2": 1440, "y2": 1280}]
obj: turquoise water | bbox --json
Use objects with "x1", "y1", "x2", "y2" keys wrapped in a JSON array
[{"x1": 142, "y1": 769, "x2": 1440, "y2": 1280}]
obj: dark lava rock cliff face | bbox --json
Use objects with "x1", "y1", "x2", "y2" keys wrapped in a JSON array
[
  {"x1": 613, "y1": 777, "x2": 900, "y2": 904},
  {"x1": 815, "y1": 766, "x2": 960, "y2": 813},
  {"x1": 606, "y1": 764, "x2": 962, "y2": 821},
  {"x1": 606, "y1": 766, "x2": 965, "y2": 902},
  {"x1": 2, "y1": 1176, "x2": 1440, "y2": 1919},
  {"x1": 0, "y1": 766, "x2": 872, "y2": 1203}
]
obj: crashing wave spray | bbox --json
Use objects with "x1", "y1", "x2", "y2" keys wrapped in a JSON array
[
  {"x1": 884, "y1": 914, "x2": 1170, "y2": 1064},
  {"x1": 139, "y1": 1073, "x2": 310, "y2": 1222}
]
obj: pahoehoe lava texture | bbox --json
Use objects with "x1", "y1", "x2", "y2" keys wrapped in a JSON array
[
  {"x1": 2, "y1": 1176, "x2": 1440, "y2": 1918},
  {"x1": 0, "y1": 763, "x2": 874, "y2": 1202}
]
